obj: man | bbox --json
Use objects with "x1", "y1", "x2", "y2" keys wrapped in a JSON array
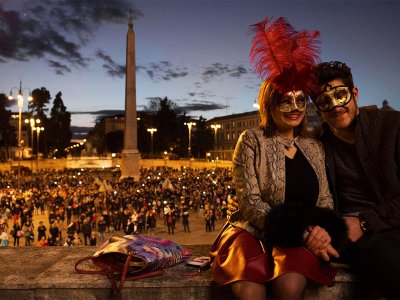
[
  {"x1": 228, "y1": 61, "x2": 400, "y2": 298},
  {"x1": 311, "y1": 61, "x2": 400, "y2": 298},
  {"x1": 81, "y1": 218, "x2": 92, "y2": 246},
  {"x1": 37, "y1": 221, "x2": 47, "y2": 243},
  {"x1": 182, "y1": 205, "x2": 191, "y2": 233}
]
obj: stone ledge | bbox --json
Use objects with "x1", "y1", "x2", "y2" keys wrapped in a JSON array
[{"x1": 0, "y1": 246, "x2": 381, "y2": 299}]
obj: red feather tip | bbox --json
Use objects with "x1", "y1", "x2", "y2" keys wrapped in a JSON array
[{"x1": 249, "y1": 17, "x2": 321, "y2": 94}]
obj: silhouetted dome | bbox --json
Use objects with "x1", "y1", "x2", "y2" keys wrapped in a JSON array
[{"x1": 382, "y1": 100, "x2": 395, "y2": 111}]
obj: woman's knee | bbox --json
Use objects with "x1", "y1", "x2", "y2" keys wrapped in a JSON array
[
  {"x1": 271, "y1": 273, "x2": 307, "y2": 299},
  {"x1": 231, "y1": 280, "x2": 267, "y2": 300}
]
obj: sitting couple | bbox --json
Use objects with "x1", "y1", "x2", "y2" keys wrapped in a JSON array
[{"x1": 211, "y1": 17, "x2": 400, "y2": 300}]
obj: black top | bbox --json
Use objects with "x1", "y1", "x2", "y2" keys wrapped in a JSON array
[
  {"x1": 285, "y1": 149, "x2": 319, "y2": 208},
  {"x1": 331, "y1": 134, "x2": 376, "y2": 213}
]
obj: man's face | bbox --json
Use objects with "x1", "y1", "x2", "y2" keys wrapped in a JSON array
[{"x1": 317, "y1": 79, "x2": 359, "y2": 130}]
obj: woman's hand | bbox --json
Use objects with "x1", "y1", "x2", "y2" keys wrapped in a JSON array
[
  {"x1": 303, "y1": 226, "x2": 339, "y2": 262},
  {"x1": 304, "y1": 225, "x2": 331, "y2": 250},
  {"x1": 311, "y1": 244, "x2": 339, "y2": 262}
]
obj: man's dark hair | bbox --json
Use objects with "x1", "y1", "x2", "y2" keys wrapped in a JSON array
[{"x1": 314, "y1": 61, "x2": 354, "y2": 91}]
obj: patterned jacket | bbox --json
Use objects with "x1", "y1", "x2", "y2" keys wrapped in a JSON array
[{"x1": 229, "y1": 128, "x2": 333, "y2": 236}]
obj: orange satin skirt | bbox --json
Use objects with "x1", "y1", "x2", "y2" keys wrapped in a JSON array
[{"x1": 210, "y1": 224, "x2": 337, "y2": 286}]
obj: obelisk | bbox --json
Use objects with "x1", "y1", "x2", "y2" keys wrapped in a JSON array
[{"x1": 121, "y1": 14, "x2": 140, "y2": 180}]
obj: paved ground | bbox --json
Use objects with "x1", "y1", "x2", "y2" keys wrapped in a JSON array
[{"x1": 6, "y1": 208, "x2": 226, "y2": 247}]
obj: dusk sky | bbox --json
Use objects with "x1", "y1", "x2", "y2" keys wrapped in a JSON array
[{"x1": 1, "y1": 0, "x2": 399, "y2": 129}]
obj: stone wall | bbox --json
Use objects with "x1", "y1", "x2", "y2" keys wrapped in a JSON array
[
  {"x1": 0, "y1": 157, "x2": 233, "y2": 173},
  {"x1": 0, "y1": 246, "x2": 381, "y2": 300}
]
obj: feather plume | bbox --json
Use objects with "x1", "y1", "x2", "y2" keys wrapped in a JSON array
[
  {"x1": 293, "y1": 30, "x2": 321, "y2": 69},
  {"x1": 250, "y1": 17, "x2": 295, "y2": 82},
  {"x1": 250, "y1": 17, "x2": 321, "y2": 94}
]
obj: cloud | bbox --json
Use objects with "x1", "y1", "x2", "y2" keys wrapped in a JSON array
[
  {"x1": 69, "y1": 98, "x2": 225, "y2": 123},
  {"x1": 70, "y1": 109, "x2": 124, "y2": 115},
  {"x1": 137, "y1": 61, "x2": 189, "y2": 82},
  {"x1": 181, "y1": 100, "x2": 226, "y2": 112},
  {"x1": 230, "y1": 66, "x2": 248, "y2": 78},
  {"x1": 70, "y1": 126, "x2": 92, "y2": 133},
  {"x1": 48, "y1": 60, "x2": 72, "y2": 75},
  {"x1": 0, "y1": 0, "x2": 142, "y2": 74},
  {"x1": 188, "y1": 90, "x2": 215, "y2": 99},
  {"x1": 202, "y1": 63, "x2": 250, "y2": 82},
  {"x1": 194, "y1": 81, "x2": 202, "y2": 89},
  {"x1": 96, "y1": 50, "x2": 125, "y2": 78}
]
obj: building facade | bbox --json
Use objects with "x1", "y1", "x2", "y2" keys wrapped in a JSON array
[
  {"x1": 206, "y1": 110, "x2": 260, "y2": 161},
  {"x1": 104, "y1": 115, "x2": 125, "y2": 134}
]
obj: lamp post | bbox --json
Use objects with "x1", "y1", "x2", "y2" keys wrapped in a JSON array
[
  {"x1": 253, "y1": 100, "x2": 260, "y2": 109},
  {"x1": 8, "y1": 81, "x2": 32, "y2": 189},
  {"x1": 184, "y1": 122, "x2": 196, "y2": 159},
  {"x1": 210, "y1": 124, "x2": 221, "y2": 159},
  {"x1": 163, "y1": 151, "x2": 168, "y2": 167},
  {"x1": 33, "y1": 126, "x2": 44, "y2": 171},
  {"x1": 147, "y1": 128, "x2": 157, "y2": 166},
  {"x1": 25, "y1": 117, "x2": 40, "y2": 171}
]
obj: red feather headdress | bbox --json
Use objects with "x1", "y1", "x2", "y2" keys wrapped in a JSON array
[{"x1": 250, "y1": 17, "x2": 321, "y2": 95}]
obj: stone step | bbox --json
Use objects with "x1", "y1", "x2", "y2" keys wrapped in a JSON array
[{"x1": 0, "y1": 246, "x2": 381, "y2": 300}]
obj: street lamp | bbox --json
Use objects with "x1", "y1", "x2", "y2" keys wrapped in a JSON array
[
  {"x1": 33, "y1": 126, "x2": 44, "y2": 171},
  {"x1": 184, "y1": 122, "x2": 196, "y2": 158},
  {"x1": 253, "y1": 98, "x2": 260, "y2": 109},
  {"x1": 147, "y1": 128, "x2": 157, "y2": 163},
  {"x1": 8, "y1": 81, "x2": 33, "y2": 188},
  {"x1": 163, "y1": 151, "x2": 168, "y2": 167},
  {"x1": 210, "y1": 124, "x2": 221, "y2": 159},
  {"x1": 25, "y1": 117, "x2": 40, "y2": 171}
]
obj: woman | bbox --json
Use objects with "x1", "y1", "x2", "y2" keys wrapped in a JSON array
[
  {"x1": 210, "y1": 17, "x2": 347, "y2": 299},
  {"x1": 0, "y1": 229, "x2": 9, "y2": 247},
  {"x1": 72, "y1": 230, "x2": 83, "y2": 246},
  {"x1": 22, "y1": 220, "x2": 34, "y2": 246}
]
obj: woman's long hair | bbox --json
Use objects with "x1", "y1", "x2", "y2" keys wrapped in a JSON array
[{"x1": 258, "y1": 81, "x2": 308, "y2": 138}]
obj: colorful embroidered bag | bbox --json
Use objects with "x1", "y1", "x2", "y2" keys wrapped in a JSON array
[{"x1": 75, "y1": 234, "x2": 192, "y2": 293}]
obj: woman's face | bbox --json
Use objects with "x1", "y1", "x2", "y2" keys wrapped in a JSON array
[{"x1": 270, "y1": 90, "x2": 306, "y2": 133}]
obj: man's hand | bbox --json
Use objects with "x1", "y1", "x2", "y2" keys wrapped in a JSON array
[
  {"x1": 343, "y1": 216, "x2": 363, "y2": 242},
  {"x1": 226, "y1": 196, "x2": 239, "y2": 218}
]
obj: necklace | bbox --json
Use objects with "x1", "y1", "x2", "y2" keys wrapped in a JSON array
[
  {"x1": 283, "y1": 139, "x2": 295, "y2": 149},
  {"x1": 276, "y1": 134, "x2": 296, "y2": 149}
]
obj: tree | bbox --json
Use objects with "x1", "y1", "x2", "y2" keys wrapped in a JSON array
[
  {"x1": 48, "y1": 92, "x2": 72, "y2": 157},
  {"x1": 145, "y1": 97, "x2": 184, "y2": 157},
  {"x1": 105, "y1": 130, "x2": 124, "y2": 153},
  {"x1": 192, "y1": 116, "x2": 213, "y2": 158},
  {"x1": 29, "y1": 88, "x2": 51, "y2": 118},
  {"x1": 29, "y1": 87, "x2": 51, "y2": 156},
  {"x1": 0, "y1": 93, "x2": 16, "y2": 160},
  {"x1": 137, "y1": 112, "x2": 151, "y2": 155},
  {"x1": 86, "y1": 118, "x2": 107, "y2": 156}
]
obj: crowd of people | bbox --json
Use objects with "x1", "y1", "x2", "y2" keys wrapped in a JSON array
[{"x1": 0, "y1": 166, "x2": 232, "y2": 248}]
